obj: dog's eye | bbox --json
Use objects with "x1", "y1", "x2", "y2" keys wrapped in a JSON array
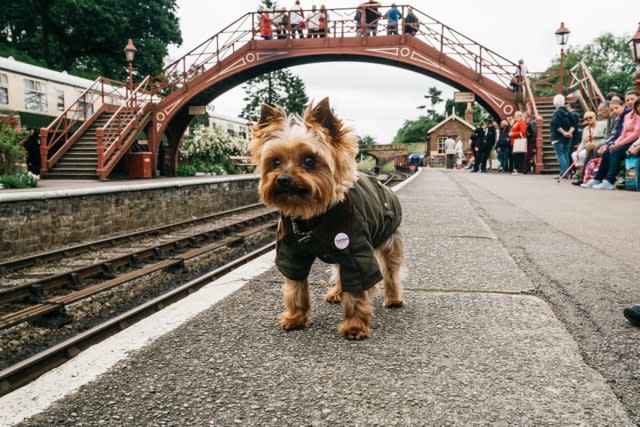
[
  {"x1": 302, "y1": 156, "x2": 315, "y2": 169},
  {"x1": 273, "y1": 158, "x2": 282, "y2": 167}
]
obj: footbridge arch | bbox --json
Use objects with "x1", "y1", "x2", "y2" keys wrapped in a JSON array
[
  {"x1": 144, "y1": 5, "x2": 523, "y2": 174},
  {"x1": 34, "y1": 5, "x2": 530, "y2": 180}
]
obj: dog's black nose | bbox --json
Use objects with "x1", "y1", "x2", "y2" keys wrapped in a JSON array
[{"x1": 276, "y1": 175, "x2": 292, "y2": 188}]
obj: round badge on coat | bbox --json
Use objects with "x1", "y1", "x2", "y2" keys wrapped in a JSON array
[{"x1": 334, "y1": 233, "x2": 350, "y2": 249}]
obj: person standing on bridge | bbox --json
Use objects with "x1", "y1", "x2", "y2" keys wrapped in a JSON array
[
  {"x1": 290, "y1": 0, "x2": 306, "y2": 38},
  {"x1": 306, "y1": 4, "x2": 321, "y2": 38},
  {"x1": 404, "y1": 7, "x2": 419, "y2": 36},
  {"x1": 384, "y1": 3, "x2": 401, "y2": 35},
  {"x1": 259, "y1": 10, "x2": 273, "y2": 40},
  {"x1": 273, "y1": 7, "x2": 289, "y2": 39},
  {"x1": 361, "y1": 1, "x2": 381, "y2": 36}
]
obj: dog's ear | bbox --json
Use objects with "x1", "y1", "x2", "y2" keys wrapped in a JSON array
[
  {"x1": 249, "y1": 104, "x2": 286, "y2": 163},
  {"x1": 256, "y1": 103, "x2": 285, "y2": 129},
  {"x1": 303, "y1": 97, "x2": 341, "y2": 141}
]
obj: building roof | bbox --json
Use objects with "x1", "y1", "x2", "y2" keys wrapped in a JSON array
[
  {"x1": 427, "y1": 110, "x2": 475, "y2": 134},
  {"x1": 0, "y1": 56, "x2": 94, "y2": 89},
  {"x1": 209, "y1": 112, "x2": 252, "y2": 126}
]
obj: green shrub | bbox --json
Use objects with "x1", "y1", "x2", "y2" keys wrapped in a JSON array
[
  {"x1": 0, "y1": 125, "x2": 29, "y2": 175},
  {"x1": 0, "y1": 171, "x2": 39, "y2": 188},
  {"x1": 179, "y1": 123, "x2": 245, "y2": 175},
  {"x1": 176, "y1": 164, "x2": 197, "y2": 176}
]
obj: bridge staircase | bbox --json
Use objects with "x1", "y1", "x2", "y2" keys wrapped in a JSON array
[
  {"x1": 531, "y1": 60, "x2": 604, "y2": 174},
  {"x1": 45, "y1": 111, "x2": 114, "y2": 179},
  {"x1": 40, "y1": 76, "x2": 156, "y2": 181}
]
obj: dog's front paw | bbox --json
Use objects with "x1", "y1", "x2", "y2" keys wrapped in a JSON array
[
  {"x1": 280, "y1": 311, "x2": 309, "y2": 330},
  {"x1": 338, "y1": 321, "x2": 371, "y2": 340},
  {"x1": 324, "y1": 288, "x2": 342, "y2": 303},
  {"x1": 383, "y1": 298, "x2": 406, "y2": 308}
]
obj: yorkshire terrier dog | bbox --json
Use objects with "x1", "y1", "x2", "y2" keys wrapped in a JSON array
[{"x1": 249, "y1": 97, "x2": 405, "y2": 340}]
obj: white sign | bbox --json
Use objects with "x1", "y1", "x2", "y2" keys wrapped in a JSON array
[
  {"x1": 188, "y1": 105, "x2": 206, "y2": 115},
  {"x1": 454, "y1": 92, "x2": 475, "y2": 103}
]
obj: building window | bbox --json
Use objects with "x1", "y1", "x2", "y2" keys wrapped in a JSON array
[
  {"x1": 437, "y1": 137, "x2": 447, "y2": 154},
  {"x1": 56, "y1": 90, "x2": 65, "y2": 111},
  {"x1": 0, "y1": 73, "x2": 9, "y2": 105},
  {"x1": 75, "y1": 90, "x2": 93, "y2": 118},
  {"x1": 24, "y1": 78, "x2": 48, "y2": 112}
]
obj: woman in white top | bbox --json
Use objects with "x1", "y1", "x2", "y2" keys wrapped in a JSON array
[
  {"x1": 570, "y1": 110, "x2": 599, "y2": 184},
  {"x1": 290, "y1": 0, "x2": 305, "y2": 38}
]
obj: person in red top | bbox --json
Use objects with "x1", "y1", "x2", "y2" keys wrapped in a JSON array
[
  {"x1": 260, "y1": 11, "x2": 273, "y2": 40},
  {"x1": 509, "y1": 111, "x2": 528, "y2": 175}
]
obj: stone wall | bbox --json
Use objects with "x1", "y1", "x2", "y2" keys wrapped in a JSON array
[{"x1": 0, "y1": 177, "x2": 260, "y2": 260}]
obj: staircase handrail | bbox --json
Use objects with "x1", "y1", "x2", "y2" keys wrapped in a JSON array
[
  {"x1": 521, "y1": 73, "x2": 544, "y2": 173},
  {"x1": 522, "y1": 73, "x2": 540, "y2": 120},
  {"x1": 568, "y1": 60, "x2": 605, "y2": 113},
  {"x1": 96, "y1": 76, "x2": 155, "y2": 178},
  {"x1": 39, "y1": 77, "x2": 129, "y2": 175},
  {"x1": 155, "y1": 5, "x2": 519, "y2": 94}
]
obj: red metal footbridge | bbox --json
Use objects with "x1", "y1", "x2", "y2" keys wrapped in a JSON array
[{"x1": 38, "y1": 4, "x2": 601, "y2": 180}]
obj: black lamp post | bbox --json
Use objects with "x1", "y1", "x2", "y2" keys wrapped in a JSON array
[
  {"x1": 631, "y1": 22, "x2": 640, "y2": 92},
  {"x1": 555, "y1": 22, "x2": 570, "y2": 94},
  {"x1": 123, "y1": 39, "x2": 137, "y2": 93}
]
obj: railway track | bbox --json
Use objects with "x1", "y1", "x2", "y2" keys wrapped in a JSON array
[
  {"x1": 0, "y1": 243, "x2": 275, "y2": 397},
  {"x1": 0, "y1": 173, "x2": 408, "y2": 398},
  {"x1": 0, "y1": 203, "x2": 278, "y2": 396}
]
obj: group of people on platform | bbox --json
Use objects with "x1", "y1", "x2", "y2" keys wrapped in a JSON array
[
  {"x1": 549, "y1": 90, "x2": 640, "y2": 190},
  {"x1": 462, "y1": 111, "x2": 537, "y2": 174},
  {"x1": 459, "y1": 89, "x2": 640, "y2": 184},
  {"x1": 258, "y1": 1, "x2": 420, "y2": 40}
]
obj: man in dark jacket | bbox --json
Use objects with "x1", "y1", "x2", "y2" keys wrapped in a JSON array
[
  {"x1": 524, "y1": 112, "x2": 537, "y2": 174},
  {"x1": 550, "y1": 94, "x2": 573, "y2": 177},
  {"x1": 470, "y1": 124, "x2": 484, "y2": 172},
  {"x1": 482, "y1": 120, "x2": 496, "y2": 172}
]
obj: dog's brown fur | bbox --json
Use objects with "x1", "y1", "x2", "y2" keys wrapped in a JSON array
[{"x1": 250, "y1": 97, "x2": 405, "y2": 340}]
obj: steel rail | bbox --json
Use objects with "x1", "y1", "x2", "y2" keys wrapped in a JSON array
[
  {"x1": 0, "y1": 242, "x2": 276, "y2": 397},
  {"x1": 0, "y1": 203, "x2": 266, "y2": 275},
  {"x1": 0, "y1": 211, "x2": 278, "y2": 313}
]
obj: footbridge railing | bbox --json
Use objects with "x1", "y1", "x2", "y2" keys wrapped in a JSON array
[
  {"x1": 96, "y1": 76, "x2": 159, "y2": 180},
  {"x1": 568, "y1": 60, "x2": 606, "y2": 113},
  {"x1": 155, "y1": 4, "x2": 518, "y2": 95},
  {"x1": 39, "y1": 77, "x2": 129, "y2": 176}
]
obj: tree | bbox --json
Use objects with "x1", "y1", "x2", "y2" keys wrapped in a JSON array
[
  {"x1": 241, "y1": 69, "x2": 310, "y2": 121},
  {"x1": 0, "y1": 0, "x2": 182, "y2": 80},
  {"x1": 416, "y1": 86, "x2": 444, "y2": 117},
  {"x1": 531, "y1": 33, "x2": 635, "y2": 97},
  {"x1": 392, "y1": 116, "x2": 439, "y2": 144},
  {"x1": 358, "y1": 135, "x2": 378, "y2": 145}
]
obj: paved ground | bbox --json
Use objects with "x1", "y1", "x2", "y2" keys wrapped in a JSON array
[{"x1": 3, "y1": 168, "x2": 639, "y2": 426}]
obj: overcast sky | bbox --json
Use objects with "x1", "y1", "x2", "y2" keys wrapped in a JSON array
[{"x1": 167, "y1": 1, "x2": 639, "y2": 143}]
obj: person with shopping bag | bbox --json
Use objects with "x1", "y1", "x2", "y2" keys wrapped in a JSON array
[{"x1": 509, "y1": 111, "x2": 528, "y2": 175}]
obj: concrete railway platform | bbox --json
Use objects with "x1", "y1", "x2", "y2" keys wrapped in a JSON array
[{"x1": 1, "y1": 168, "x2": 638, "y2": 426}]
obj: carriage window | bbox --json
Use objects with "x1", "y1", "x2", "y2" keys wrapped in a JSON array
[
  {"x1": 24, "y1": 78, "x2": 48, "y2": 112},
  {"x1": 75, "y1": 90, "x2": 93, "y2": 118},
  {"x1": 56, "y1": 90, "x2": 65, "y2": 111},
  {"x1": 0, "y1": 73, "x2": 8, "y2": 105}
]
